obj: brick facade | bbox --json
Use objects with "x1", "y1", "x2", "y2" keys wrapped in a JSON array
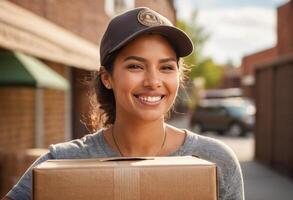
[
  {"x1": 0, "y1": 88, "x2": 35, "y2": 150},
  {"x1": 8, "y1": 0, "x2": 109, "y2": 44},
  {"x1": 277, "y1": 1, "x2": 293, "y2": 55},
  {"x1": 241, "y1": 47, "x2": 278, "y2": 98},
  {"x1": 241, "y1": 47, "x2": 278, "y2": 76},
  {"x1": 0, "y1": 62, "x2": 69, "y2": 150},
  {"x1": 42, "y1": 61, "x2": 69, "y2": 147}
]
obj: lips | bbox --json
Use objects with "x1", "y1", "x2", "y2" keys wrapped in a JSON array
[{"x1": 133, "y1": 94, "x2": 165, "y2": 105}]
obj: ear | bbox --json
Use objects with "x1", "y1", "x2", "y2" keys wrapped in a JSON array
[{"x1": 100, "y1": 68, "x2": 112, "y2": 89}]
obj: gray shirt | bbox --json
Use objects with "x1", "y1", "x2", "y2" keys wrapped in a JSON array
[{"x1": 7, "y1": 129, "x2": 244, "y2": 200}]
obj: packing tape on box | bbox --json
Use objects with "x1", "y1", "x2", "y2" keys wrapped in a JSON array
[{"x1": 114, "y1": 167, "x2": 140, "y2": 200}]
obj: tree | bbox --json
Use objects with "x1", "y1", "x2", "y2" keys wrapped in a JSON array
[
  {"x1": 190, "y1": 58, "x2": 223, "y2": 88},
  {"x1": 176, "y1": 11, "x2": 208, "y2": 66},
  {"x1": 176, "y1": 11, "x2": 223, "y2": 89}
]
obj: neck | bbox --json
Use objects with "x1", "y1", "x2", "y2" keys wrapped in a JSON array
[{"x1": 112, "y1": 117, "x2": 166, "y2": 157}]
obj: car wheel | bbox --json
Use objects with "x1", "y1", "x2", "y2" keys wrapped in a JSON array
[
  {"x1": 226, "y1": 123, "x2": 244, "y2": 137},
  {"x1": 192, "y1": 123, "x2": 203, "y2": 134}
]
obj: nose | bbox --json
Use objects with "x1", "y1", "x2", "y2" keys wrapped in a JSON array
[{"x1": 143, "y1": 69, "x2": 162, "y2": 88}]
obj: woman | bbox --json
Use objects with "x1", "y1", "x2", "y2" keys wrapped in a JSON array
[{"x1": 4, "y1": 7, "x2": 244, "y2": 200}]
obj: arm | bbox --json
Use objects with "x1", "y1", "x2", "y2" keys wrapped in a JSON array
[
  {"x1": 216, "y1": 145, "x2": 245, "y2": 200},
  {"x1": 5, "y1": 153, "x2": 52, "y2": 200},
  {"x1": 223, "y1": 163, "x2": 245, "y2": 200},
  {"x1": 194, "y1": 135, "x2": 245, "y2": 200},
  {"x1": 1, "y1": 196, "x2": 12, "y2": 200}
]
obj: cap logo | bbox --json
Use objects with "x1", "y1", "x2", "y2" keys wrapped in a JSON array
[{"x1": 137, "y1": 9, "x2": 165, "y2": 27}]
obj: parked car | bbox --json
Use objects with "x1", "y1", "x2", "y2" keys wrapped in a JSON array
[{"x1": 189, "y1": 98, "x2": 255, "y2": 136}]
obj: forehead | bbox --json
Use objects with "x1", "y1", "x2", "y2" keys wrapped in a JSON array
[{"x1": 116, "y1": 34, "x2": 177, "y2": 59}]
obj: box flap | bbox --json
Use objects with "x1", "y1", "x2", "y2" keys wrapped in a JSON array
[{"x1": 34, "y1": 156, "x2": 215, "y2": 170}]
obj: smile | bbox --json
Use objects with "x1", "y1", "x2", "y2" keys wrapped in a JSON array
[{"x1": 133, "y1": 95, "x2": 165, "y2": 105}]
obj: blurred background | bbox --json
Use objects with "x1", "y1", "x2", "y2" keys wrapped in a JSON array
[{"x1": 0, "y1": 0, "x2": 292, "y2": 199}]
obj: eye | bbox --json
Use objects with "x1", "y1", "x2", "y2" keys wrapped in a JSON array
[
  {"x1": 127, "y1": 64, "x2": 143, "y2": 71},
  {"x1": 160, "y1": 64, "x2": 177, "y2": 72}
]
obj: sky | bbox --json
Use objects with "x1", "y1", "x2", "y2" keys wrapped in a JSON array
[{"x1": 174, "y1": 0, "x2": 290, "y2": 66}]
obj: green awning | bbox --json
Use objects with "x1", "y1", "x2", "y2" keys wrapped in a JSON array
[{"x1": 0, "y1": 51, "x2": 69, "y2": 90}]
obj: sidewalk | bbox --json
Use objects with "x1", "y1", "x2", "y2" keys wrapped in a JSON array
[{"x1": 241, "y1": 161, "x2": 293, "y2": 200}]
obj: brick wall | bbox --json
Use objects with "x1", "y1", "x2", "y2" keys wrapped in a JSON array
[
  {"x1": 0, "y1": 88, "x2": 35, "y2": 150},
  {"x1": 9, "y1": 0, "x2": 109, "y2": 44},
  {"x1": 0, "y1": 62, "x2": 69, "y2": 150},
  {"x1": 241, "y1": 47, "x2": 278, "y2": 76},
  {"x1": 241, "y1": 47, "x2": 278, "y2": 98},
  {"x1": 42, "y1": 61, "x2": 68, "y2": 147},
  {"x1": 0, "y1": 61, "x2": 68, "y2": 196},
  {"x1": 277, "y1": 1, "x2": 293, "y2": 55}
]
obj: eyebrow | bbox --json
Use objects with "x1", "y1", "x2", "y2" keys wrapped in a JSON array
[{"x1": 123, "y1": 56, "x2": 177, "y2": 63}]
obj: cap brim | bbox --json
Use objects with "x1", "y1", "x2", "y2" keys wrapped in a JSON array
[{"x1": 109, "y1": 25, "x2": 194, "y2": 57}]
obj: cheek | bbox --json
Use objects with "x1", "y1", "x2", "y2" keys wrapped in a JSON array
[
  {"x1": 113, "y1": 73, "x2": 142, "y2": 95},
  {"x1": 166, "y1": 74, "x2": 180, "y2": 97}
]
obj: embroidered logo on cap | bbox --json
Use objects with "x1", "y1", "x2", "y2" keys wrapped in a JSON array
[{"x1": 137, "y1": 9, "x2": 170, "y2": 27}]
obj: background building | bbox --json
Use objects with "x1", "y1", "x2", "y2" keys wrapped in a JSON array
[{"x1": 240, "y1": 0, "x2": 293, "y2": 178}]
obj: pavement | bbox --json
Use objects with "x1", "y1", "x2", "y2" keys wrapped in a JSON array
[
  {"x1": 241, "y1": 161, "x2": 293, "y2": 200},
  {"x1": 167, "y1": 116, "x2": 293, "y2": 200}
]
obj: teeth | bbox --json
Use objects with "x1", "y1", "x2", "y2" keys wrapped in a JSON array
[{"x1": 138, "y1": 96, "x2": 162, "y2": 103}]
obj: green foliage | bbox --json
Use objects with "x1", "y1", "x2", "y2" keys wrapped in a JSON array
[
  {"x1": 190, "y1": 58, "x2": 223, "y2": 88},
  {"x1": 176, "y1": 11, "x2": 208, "y2": 65},
  {"x1": 176, "y1": 11, "x2": 223, "y2": 89}
]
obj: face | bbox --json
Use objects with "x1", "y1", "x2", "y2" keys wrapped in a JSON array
[{"x1": 102, "y1": 34, "x2": 179, "y2": 122}]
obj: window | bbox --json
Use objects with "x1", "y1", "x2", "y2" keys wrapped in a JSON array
[{"x1": 105, "y1": 0, "x2": 135, "y2": 17}]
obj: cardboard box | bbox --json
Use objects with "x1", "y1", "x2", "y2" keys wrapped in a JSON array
[{"x1": 33, "y1": 156, "x2": 217, "y2": 200}]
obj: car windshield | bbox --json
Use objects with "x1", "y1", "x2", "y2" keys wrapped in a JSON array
[
  {"x1": 226, "y1": 104, "x2": 255, "y2": 116},
  {"x1": 226, "y1": 106, "x2": 246, "y2": 116},
  {"x1": 199, "y1": 97, "x2": 256, "y2": 116}
]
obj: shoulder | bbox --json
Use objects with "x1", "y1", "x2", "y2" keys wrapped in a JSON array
[
  {"x1": 184, "y1": 130, "x2": 238, "y2": 165},
  {"x1": 49, "y1": 129, "x2": 104, "y2": 159},
  {"x1": 183, "y1": 130, "x2": 241, "y2": 176},
  {"x1": 183, "y1": 130, "x2": 244, "y2": 199}
]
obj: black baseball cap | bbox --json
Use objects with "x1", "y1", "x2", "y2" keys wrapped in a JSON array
[{"x1": 100, "y1": 7, "x2": 194, "y2": 66}]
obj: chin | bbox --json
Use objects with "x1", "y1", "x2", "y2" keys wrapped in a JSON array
[{"x1": 135, "y1": 110, "x2": 166, "y2": 122}]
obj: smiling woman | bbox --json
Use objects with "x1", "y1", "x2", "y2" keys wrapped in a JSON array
[
  {"x1": 4, "y1": 7, "x2": 244, "y2": 200},
  {"x1": 100, "y1": 34, "x2": 179, "y2": 125}
]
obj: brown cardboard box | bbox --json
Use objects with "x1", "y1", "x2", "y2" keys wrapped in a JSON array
[{"x1": 33, "y1": 156, "x2": 217, "y2": 200}]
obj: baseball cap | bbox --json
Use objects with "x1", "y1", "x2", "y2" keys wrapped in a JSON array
[{"x1": 100, "y1": 7, "x2": 194, "y2": 66}]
